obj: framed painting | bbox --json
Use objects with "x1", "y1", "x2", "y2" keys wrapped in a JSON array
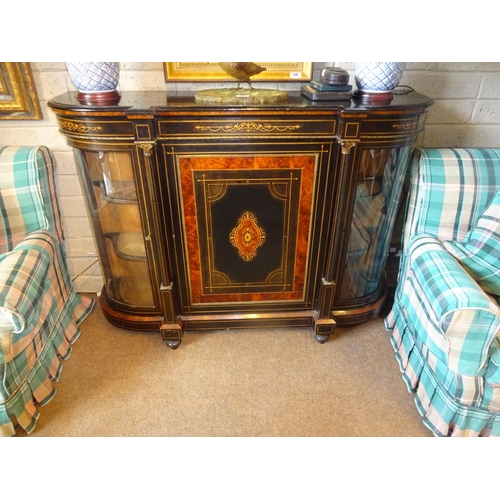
[
  {"x1": 164, "y1": 62, "x2": 313, "y2": 82},
  {"x1": 0, "y1": 62, "x2": 42, "y2": 120}
]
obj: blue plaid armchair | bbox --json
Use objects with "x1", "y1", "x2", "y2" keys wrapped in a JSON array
[
  {"x1": 386, "y1": 148, "x2": 500, "y2": 436},
  {"x1": 0, "y1": 146, "x2": 94, "y2": 436}
]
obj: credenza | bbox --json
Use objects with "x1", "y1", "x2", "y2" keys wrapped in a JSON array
[{"x1": 49, "y1": 90, "x2": 433, "y2": 348}]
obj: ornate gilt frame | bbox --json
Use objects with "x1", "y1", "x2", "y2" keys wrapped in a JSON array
[
  {"x1": 0, "y1": 62, "x2": 42, "y2": 120},
  {"x1": 164, "y1": 62, "x2": 313, "y2": 82}
]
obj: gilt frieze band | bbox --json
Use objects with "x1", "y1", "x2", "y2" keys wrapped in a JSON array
[
  {"x1": 195, "y1": 122, "x2": 301, "y2": 133},
  {"x1": 60, "y1": 119, "x2": 103, "y2": 133},
  {"x1": 392, "y1": 121, "x2": 418, "y2": 130}
]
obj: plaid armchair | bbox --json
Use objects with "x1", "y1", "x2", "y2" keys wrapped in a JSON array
[
  {"x1": 385, "y1": 148, "x2": 500, "y2": 436},
  {"x1": 0, "y1": 146, "x2": 94, "y2": 436}
]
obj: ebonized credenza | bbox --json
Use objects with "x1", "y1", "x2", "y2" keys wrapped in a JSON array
[{"x1": 48, "y1": 91, "x2": 433, "y2": 348}]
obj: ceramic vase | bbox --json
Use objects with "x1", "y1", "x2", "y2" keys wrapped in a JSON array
[
  {"x1": 354, "y1": 62, "x2": 406, "y2": 102},
  {"x1": 355, "y1": 62, "x2": 406, "y2": 92},
  {"x1": 66, "y1": 62, "x2": 120, "y2": 92},
  {"x1": 66, "y1": 62, "x2": 120, "y2": 105}
]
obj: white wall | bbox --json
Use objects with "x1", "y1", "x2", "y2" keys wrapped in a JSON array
[{"x1": 1, "y1": 62, "x2": 500, "y2": 292}]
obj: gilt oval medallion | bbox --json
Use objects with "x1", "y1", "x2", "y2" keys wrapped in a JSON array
[{"x1": 229, "y1": 211, "x2": 266, "y2": 262}]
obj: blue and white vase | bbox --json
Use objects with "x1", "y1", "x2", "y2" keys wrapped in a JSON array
[
  {"x1": 66, "y1": 62, "x2": 120, "y2": 92},
  {"x1": 355, "y1": 62, "x2": 406, "y2": 94}
]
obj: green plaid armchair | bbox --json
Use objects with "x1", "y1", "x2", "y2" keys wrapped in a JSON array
[
  {"x1": 385, "y1": 148, "x2": 500, "y2": 436},
  {"x1": 0, "y1": 146, "x2": 94, "y2": 436}
]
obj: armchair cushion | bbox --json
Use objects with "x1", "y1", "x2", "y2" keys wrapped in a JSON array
[{"x1": 443, "y1": 189, "x2": 500, "y2": 296}]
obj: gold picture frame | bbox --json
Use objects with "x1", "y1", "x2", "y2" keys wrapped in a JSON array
[
  {"x1": 0, "y1": 62, "x2": 42, "y2": 120},
  {"x1": 164, "y1": 62, "x2": 313, "y2": 82}
]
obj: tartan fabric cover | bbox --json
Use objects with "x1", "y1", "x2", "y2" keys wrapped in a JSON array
[
  {"x1": 0, "y1": 146, "x2": 94, "y2": 437},
  {"x1": 385, "y1": 148, "x2": 500, "y2": 436},
  {"x1": 443, "y1": 189, "x2": 500, "y2": 295},
  {"x1": 0, "y1": 147, "x2": 63, "y2": 253},
  {"x1": 0, "y1": 246, "x2": 51, "y2": 335}
]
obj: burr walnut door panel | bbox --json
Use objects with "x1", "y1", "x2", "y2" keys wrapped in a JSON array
[{"x1": 159, "y1": 142, "x2": 335, "y2": 314}]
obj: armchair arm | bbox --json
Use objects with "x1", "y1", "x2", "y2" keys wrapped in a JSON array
[
  {"x1": 403, "y1": 235, "x2": 500, "y2": 377},
  {"x1": 0, "y1": 309, "x2": 15, "y2": 363},
  {"x1": 0, "y1": 244, "x2": 53, "y2": 363}
]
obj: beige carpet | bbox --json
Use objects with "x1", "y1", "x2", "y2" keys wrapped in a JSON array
[{"x1": 20, "y1": 295, "x2": 432, "y2": 437}]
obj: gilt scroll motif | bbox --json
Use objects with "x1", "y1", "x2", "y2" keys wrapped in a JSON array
[
  {"x1": 60, "y1": 120, "x2": 103, "y2": 133},
  {"x1": 392, "y1": 121, "x2": 418, "y2": 130},
  {"x1": 195, "y1": 123, "x2": 301, "y2": 133}
]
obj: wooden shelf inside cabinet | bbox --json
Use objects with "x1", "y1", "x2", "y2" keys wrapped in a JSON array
[
  {"x1": 104, "y1": 232, "x2": 147, "y2": 261},
  {"x1": 108, "y1": 276, "x2": 155, "y2": 308},
  {"x1": 92, "y1": 179, "x2": 138, "y2": 204}
]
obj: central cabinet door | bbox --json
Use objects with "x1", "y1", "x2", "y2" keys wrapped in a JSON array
[{"x1": 159, "y1": 141, "x2": 335, "y2": 315}]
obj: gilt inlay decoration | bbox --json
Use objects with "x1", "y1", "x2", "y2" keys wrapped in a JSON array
[
  {"x1": 60, "y1": 120, "x2": 103, "y2": 133},
  {"x1": 195, "y1": 123, "x2": 301, "y2": 133},
  {"x1": 229, "y1": 211, "x2": 266, "y2": 262},
  {"x1": 392, "y1": 121, "x2": 418, "y2": 130}
]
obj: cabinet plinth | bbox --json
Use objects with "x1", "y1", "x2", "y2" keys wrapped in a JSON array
[{"x1": 49, "y1": 91, "x2": 432, "y2": 348}]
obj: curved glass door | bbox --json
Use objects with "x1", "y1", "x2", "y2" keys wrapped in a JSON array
[
  {"x1": 74, "y1": 149, "x2": 155, "y2": 309},
  {"x1": 339, "y1": 146, "x2": 411, "y2": 301}
]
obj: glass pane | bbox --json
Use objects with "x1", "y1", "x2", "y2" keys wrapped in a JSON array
[
  {"x1": 339, "y1": 146, "x2": 411, "y2": 300},
  {"x1": 74, "y1": 149, "x2": 155, "y2": 308}
]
